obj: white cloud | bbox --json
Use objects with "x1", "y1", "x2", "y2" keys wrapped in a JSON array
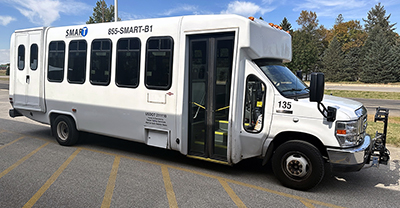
[
  {"x1": 221, "y1": 1, "x2": 274, "y2": 17},
  {"x1": 0, "y1": 15, "x2": 16, "y2": 26},
  {"x1": 0, "y1": 49, "x2": 10, "y2": 65},
  {"x1": 162, "y1": 5, "x2": 199, "y2": 16},
  {"x1": 3, "y1": 0, "x2": 90, "y2": 26}
]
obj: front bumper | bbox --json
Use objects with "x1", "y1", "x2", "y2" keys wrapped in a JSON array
[{"x1": 327, "y1": 135, "x2": 372, "y2": 172}]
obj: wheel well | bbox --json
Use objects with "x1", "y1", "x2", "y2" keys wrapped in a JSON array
[
  {"x1": 264, "y1": 131, "x2": 329, "y2": 164},
  {"x1": 49, "y1": 113, "x2": 76, "y2": 128}
]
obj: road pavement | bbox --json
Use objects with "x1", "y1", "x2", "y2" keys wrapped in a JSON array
[{"x1": 326, "y1": 83, "x2": 400, "y2": 92}]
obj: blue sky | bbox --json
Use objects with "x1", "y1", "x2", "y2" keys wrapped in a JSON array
[{"x1": 1, "y1": 0, "x2": 400, "y2": 64}]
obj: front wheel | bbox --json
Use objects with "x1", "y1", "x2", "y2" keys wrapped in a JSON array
[
  {"x1": 272, "y1": 140, "x2": 325, "y2": 190},
  {"x1": 52, "y1": 115, "x2": 79, "y2": 146}
]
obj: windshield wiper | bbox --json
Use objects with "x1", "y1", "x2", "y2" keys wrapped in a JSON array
[{"x1": 281, "y1": 88, "x2": 303, "y2": 93}]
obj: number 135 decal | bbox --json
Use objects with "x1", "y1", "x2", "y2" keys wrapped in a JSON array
[{"x1": 278, "y1": 101, "x2": 292, "y2": 109}]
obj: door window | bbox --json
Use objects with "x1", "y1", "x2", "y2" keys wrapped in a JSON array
[
  {"x1": 18, "y1": 45, "x2": 25, "y2": 70},
  {"x1": 30, "y1": 44, "x2": 38, "y2": 70},
  {"x1": 243, "y1": 75, "x2": 266, "y2": 133}
]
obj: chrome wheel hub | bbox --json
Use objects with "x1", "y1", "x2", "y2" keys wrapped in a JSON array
[{"x1": 286, "y1": 155, "x2": 308, "y2": 177}]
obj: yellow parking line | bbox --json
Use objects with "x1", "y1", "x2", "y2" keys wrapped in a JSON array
[
  {"x1": 0, "y1": 142, "x2": 48, "y2": 179},
  {"x1": 300, "y1": 199, "x2": 315, "y2": 208},
  {"x1": 0, "y1": 136, "x2": 25, "y2": 150},
  {"x1": 80, "y1": 146, "x2": 343, "y2": 208},
  {"x1": 219, "y1": 179, "x2": 246, "y2": 208},
  {"x1": 161, "y1": 165, "x2": 178, "y2": 208},
  {"x1": 23, "y1": 148, "x2": 82, "y2": 208},
  {"x1": 101, "y1": 156, "x2": 120, "y2": 208},
  {"x1": 7, "y1": 132, "x2": 343, "y2": 208}
]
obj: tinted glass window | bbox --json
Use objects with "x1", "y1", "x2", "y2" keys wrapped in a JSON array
[
  {"x1": 90, "y1": 39, "x2": 112, "y2": 85},
  {"x1": 30, "y1": 44, "x2": 38, "y2": 70},
  {"x1": 68, "y1": 40, "x2": 87, "y2": 84},
  {"x1": 18, "y1": 45, "x2": 25, "y2": 70},
  {"x1": 116, "y1": 38, "x2": 140, "y2": 88},
  {"x1": 145, "y1": 37, "x2": 173, "y2": 90},
  {"x1": 48, "y1": 41, "x2": 65, "y2": 82}
]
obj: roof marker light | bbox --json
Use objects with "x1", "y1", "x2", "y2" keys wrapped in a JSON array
[{"x1": 249, "y1": 17, "x2": 255, "y2": 21}]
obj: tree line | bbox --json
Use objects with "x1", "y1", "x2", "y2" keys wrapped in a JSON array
[{"x1": 280, "y1": 3, "x2": 399, "y2": 83}]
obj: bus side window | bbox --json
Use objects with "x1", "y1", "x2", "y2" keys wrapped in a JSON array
[
  {"x1": 90, "y1": 39, "x2": 112, "y2": 86},
  {"x1": 18, "y1": 45, "x2": 25, "y2": 70},
  {"x1": 30, "y1": 44, "x2": 38, "y2": 70},
  {"x1": 68, "y1": 40, "x2": 87, "y2": 84},
  {"x1": 48, "y1": 41, "x2": 65, "y2": 82},
  {"x1": 116, "y1": 38, "x2": 141, "y2": 88},
  {"x1": 243, "y1": 75, "x2": 266, "y2": 133},
  {"x1": 145, "y1": 37, "x2": 174, "y2": 90}
]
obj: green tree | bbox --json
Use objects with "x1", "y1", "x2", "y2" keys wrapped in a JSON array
[
  {"x1": 6, "y1": 63, "x2": 10, "y2": 76},
  {"x1": 388, "y1": 40, "x2": 400, "y2": 82},
  {"x1": 287, "y1": 11, "x2": 323, "y2": 77},
  {"x1": 363, "y1": 2, "x2": 397, "y2": 44},
  {"x1": 361, "y1": 26, "x2": 395, "y2": 83},
  {"x1": 280, "y1": 17, "x2": 293, "y2": 33},
  {"x1": 321, "y1": 37, "x2": 347, "y2": 81},
  {"x1": 344, "y1": 47, "x2": 362, "y2": 81},
  {"x1": 87, "y1": 0, "x2": 119, "y2": 24},
  {"x1": 286, "y1": 29, "x2": 320, "y2": 76}
]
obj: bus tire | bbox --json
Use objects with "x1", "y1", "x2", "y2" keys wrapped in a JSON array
[
  {"x1": 272, "y1": 140, "x2": 324, "y2": 190},
  {"x1": 52, "y1": 115, "x2": 79, "y2": 146}
]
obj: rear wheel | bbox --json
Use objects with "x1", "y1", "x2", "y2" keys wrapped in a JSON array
[
  {"x1": 52, "y1": 115, "x2": 79, "y2": 146},
  {"x1": 272, "y1": 140, "x2": 325, "y2": 190}
]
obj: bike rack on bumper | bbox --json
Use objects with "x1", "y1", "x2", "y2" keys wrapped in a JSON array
[{"x1": 366, "y1": 107, "x2": 390, "y2": 167}]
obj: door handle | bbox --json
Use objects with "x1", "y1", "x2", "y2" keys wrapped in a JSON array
[{"x1": 26, "y1": 75, "x2": 30, "y2": 84}]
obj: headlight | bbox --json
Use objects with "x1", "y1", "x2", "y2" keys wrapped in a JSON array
[{"x1": 335, "y1": 119, "x2": 364, "y2": 148}]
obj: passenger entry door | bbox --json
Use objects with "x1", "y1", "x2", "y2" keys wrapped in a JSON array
[
  {"x1": 188, "y1": 32, "x2": 234, "y2": 162},
  {"x1": 13, "y1": 29, "x2": 45, "y2": 112}
]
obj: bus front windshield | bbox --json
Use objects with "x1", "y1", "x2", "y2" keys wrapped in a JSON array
[{"x1": 254, "y1": 59, "x2": 309, "y2": 99}]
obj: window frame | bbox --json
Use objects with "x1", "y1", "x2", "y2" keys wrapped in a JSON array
[
  {"x1": 145, "y1": 36, "x2": 174, "y2": 90},
  {"x1": 116, "y1": 38, "x2": 141, "y2": 88},
  {"x1": 90, "y1": 39, "x2": 113, "y2": 86},
  {"x1": 67, "y1": 40, "x2": 87, "y2": 84},
  {"x1": 47, "y1": 41, "x2": 66, "y2": 82}
]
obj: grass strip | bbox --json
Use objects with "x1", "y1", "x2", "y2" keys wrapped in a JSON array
[
  {"x1": 325, "y1": 90, "x2": 400, "y2": 100},
  {"x1": 367, "y1": 115, "x2": 400, "y2": 147}
]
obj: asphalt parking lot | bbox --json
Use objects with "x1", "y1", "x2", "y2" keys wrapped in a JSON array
[{"x1": 0, "y1": 79, "x2": 399, "y2": 207}]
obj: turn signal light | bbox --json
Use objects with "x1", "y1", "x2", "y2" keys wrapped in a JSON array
[{"x1": 337, "y1": 129, "x2": 346, "y2": 135}]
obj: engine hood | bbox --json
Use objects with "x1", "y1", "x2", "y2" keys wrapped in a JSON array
[{"x1": 322, "y1": 95, "x2": 364, "y2": 120}]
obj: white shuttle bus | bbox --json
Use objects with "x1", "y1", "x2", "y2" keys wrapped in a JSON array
[{"x1": 9, "y1": 14, "x2": 390, "y2": 190}]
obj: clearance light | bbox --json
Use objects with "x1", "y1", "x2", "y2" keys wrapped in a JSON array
[
  {"x1": 249, "y1": 17, "x2": 255, "y2": 21},
  {"x1": 286, "y1": 31, "x2": 290, "y2": 34},
  {"x1": 269, "y1": 23, "x2": 274, "y2": 27}
]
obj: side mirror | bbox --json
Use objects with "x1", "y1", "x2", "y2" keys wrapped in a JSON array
[
  {"x1": 309, "y1": 72, "x2": 324, "y2": 103},
  {"x1": 309, "y1": 72, "x2": 336, "y2": 122}
]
